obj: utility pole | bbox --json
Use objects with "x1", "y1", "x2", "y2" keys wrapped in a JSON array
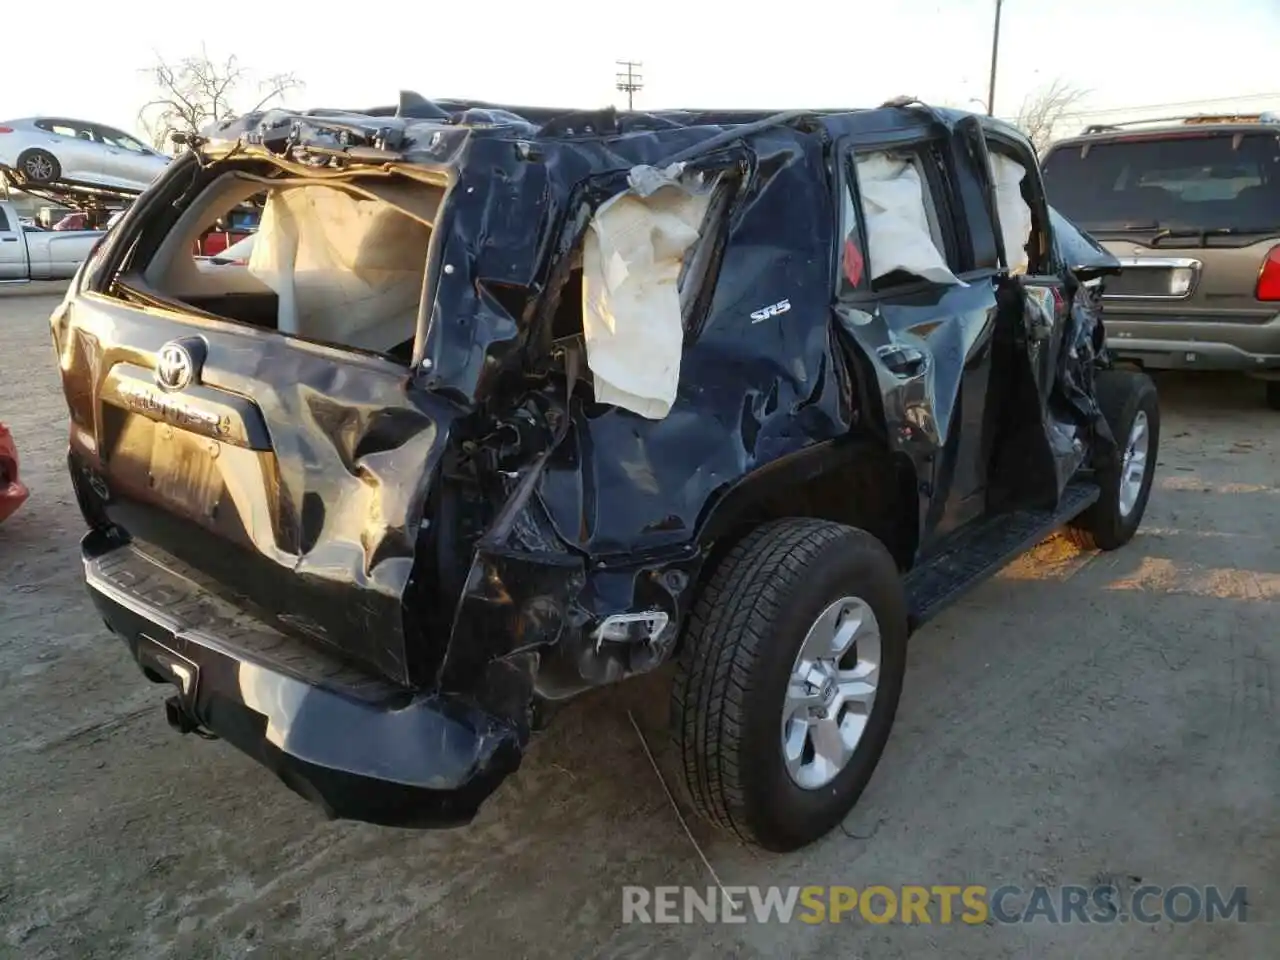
[
  {"x1": 986, "y1": 0, "x2": 1003, "y2": 116},
  {"x1": 616, "y1": 60, "x2": 644, "y2": 111}
]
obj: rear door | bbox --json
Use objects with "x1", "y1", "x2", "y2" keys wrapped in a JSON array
[
  {"x1": 0, "y1": 206, "x2": 28, "y2": 279},
  {"x1": 832, "y1": 130, "x2": 1002, "y2": 546},
  {"x1": 1042, "y1": 129, "x2": 1280, "y2": 322}
]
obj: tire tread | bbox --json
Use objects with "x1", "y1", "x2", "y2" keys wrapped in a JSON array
[{"x1": 673, "y1": 518, "x2": 883, "y2": 845}]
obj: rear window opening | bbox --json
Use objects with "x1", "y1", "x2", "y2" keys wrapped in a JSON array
[
  {"x1": 122, "y1": 167, "x2": 444, "y2": 364},
  {"x1": 1042, "y1": 132, "x2": 1280, "y2": 232}
]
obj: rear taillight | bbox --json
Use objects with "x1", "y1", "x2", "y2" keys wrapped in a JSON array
[
  {"x1": 0, "y1": 126, "x2": 13, "y2": 134},
  {"x1": 1256, "y1": 246, "x2": 1280, "y2": 301}
]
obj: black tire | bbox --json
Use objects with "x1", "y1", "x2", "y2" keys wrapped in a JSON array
[
  {"x1": 1066, "y1": 369, "x2": 1160, "y2": 551},
  {"x1": 672, "y1": 518, "x2": 908, "y2": 852},
  {"x1": 1265, "y1": 381, "x2": 1280, "y2": 411},
  {"x1": 17, "y1": 149, "x2": 60, "y2": 184}
]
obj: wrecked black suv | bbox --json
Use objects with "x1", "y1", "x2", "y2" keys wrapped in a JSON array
[{"x1": 51, "y1": 94, "x2": 1158, "y2": 852}]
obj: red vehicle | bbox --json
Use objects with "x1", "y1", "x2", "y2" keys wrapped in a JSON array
[
  {"x1": 52, "y1": 209, "x2": 114, "y2": 231},
  {"x1": 195, "y1": 228, "x2": 253, "y2": 257},
  {"x1": 0, "y1": 422, "x2": 28, "y2": 524},
  {"x1": 53, "y1": 211, "x2": 90, "y2": 231},
  {"x1": 192, "y1": 203, "x2": 258, "y2": 257}
]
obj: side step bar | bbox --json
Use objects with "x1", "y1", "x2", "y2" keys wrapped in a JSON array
[{"x1": 904, "y1": 480, "x2": 1101, "y2": 630}]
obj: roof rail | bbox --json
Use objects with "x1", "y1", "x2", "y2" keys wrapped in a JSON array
[{"x1": 1081, "y1": 111, "x2": 1280, "y2": 135}]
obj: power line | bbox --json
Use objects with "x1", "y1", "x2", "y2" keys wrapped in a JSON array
[
  {"x1": 616, "y1": 60, "x2": 644, "y2": 111},
  {"x1": 998, "y1": 91, "x2": 1280, "y2": 125}
]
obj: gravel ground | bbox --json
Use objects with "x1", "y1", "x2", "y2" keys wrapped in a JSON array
[{"x1": 2, "y1": 285, "x2": 1277, "y2": 959}]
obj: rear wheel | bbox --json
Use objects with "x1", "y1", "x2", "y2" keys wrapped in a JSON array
[
  {"x1": 672, "y1": 518, "x2": 908, "y2": 852},
  {"x1": 1067, "y1": 369, "x2": 1160, "y2": 550},
  {"x1": 17, "y1": 149, "x2": 60, "y2": 184},
  {"x1": 1265, "y1": 381, "x2": 1280, "y2": 411}
]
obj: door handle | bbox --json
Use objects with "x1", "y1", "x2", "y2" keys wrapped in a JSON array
[
  {"x1": 877, "y1": 344, "x2": 927, "y2": 378},
  {"x1": 1, "y1": 237, "x2": 17, "y2": 243}
]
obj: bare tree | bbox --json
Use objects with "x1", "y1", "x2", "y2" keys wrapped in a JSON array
[
  {"x1": 138, "y1": 47, "x2": 303, "y2": 149},
  {"x1": 1014, "y1": 79, "x2": 1090, "y2": 155}
]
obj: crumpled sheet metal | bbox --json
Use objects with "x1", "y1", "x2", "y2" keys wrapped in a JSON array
[
  {"x1": 1057, "y1": 281, "x2": 1119, "y2": 459},
  {"x1": 533, "y1": 135, "x2": 850, "y2": 556},
  {"x1": 1022, "y1": 284, "x2": 1085, "y2": 497},
  {"x1": 55, "y1": 296, "x2": 461, "y2": 687},
  {"x1": 157, "y1": 103, "x2": 1124, "y2": 697},
  {"x1": 835, "y1": 282, "x2": 999, "y2": 545},
  {"x1": 412, "y1": 108, "x2": 1117, "y2": 565}
]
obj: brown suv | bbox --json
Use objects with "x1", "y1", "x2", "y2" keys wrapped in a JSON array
[{"x1": 1042, "y1": 114, "x2": 1280, "y2": 408}]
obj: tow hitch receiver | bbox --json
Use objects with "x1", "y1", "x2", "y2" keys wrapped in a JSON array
[{"x1": 164, "y1": 696, "x2": 216, "y2": 739}]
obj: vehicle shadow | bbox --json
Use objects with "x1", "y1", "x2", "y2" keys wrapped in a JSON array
[
  {"x1": 0, "y1": 281, "x2": 69, "y2": 300},
  {"x1": 1148, "y1": 369, "x2": 1273, "y2": 415}
]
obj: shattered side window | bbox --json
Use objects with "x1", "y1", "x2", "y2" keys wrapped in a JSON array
[
  {"x1": 838, "y1": 160, "x2": 869, "y2": 296},
  {"x1": 678, "y1": 172, "x2": 736, "y2": 322}
]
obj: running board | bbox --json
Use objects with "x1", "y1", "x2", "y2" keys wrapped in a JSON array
[{"x1": 904, "y1": 480, "x2": 1101, "y2": 631}]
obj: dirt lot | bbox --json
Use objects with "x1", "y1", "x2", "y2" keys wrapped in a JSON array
[{"x1": 1, "y1": 285, "x2": 1277, "y2": 959}]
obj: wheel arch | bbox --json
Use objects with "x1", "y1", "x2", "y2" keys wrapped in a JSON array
[
  {"x1": 15, "y1": 147, "x2": 60, "y2": 181},
  {"x1": 693, "y1": 437, "x2": 920, "y2": 573}
]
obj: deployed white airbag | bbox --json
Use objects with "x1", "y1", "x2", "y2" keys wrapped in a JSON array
[
  {"x1": 989, "y1": 154, "x2": 1033, "y2": 275},
  {"x1": 581, "y1": 164, "x2": 712, "y2": 420},
  {"x1": 856, "y1": 153, "x2": 962, "y2": 286},
  {"x1": 248, "y1": 186, "x2": 430, "y2": 353}
]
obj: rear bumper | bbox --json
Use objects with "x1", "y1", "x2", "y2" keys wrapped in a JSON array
[
  {"x1": 81, "y1": 530, "x2": 526, "y2": 828},
  {"x1": 1105, "y1": 314, "x2": 1280, "y2": 374}
]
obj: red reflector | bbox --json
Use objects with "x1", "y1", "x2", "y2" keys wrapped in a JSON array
[
  {"x1": 0, "y1": 126, "x2": 13, "y2": 134},
  {"x1": 1256, "y1": 247, "x2": 1280, "y2": 301}
]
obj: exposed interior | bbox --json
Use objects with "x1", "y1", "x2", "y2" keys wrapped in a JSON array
[{"x1": 139, "y1": 170, "x2": 443, "y2": 361}]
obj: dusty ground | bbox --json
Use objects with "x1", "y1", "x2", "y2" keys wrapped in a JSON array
[{"x1": 1, "y1": 285, "x2": 1277, "y2": 959}]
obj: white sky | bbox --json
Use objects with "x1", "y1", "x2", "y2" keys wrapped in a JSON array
[{"x1": 6, "y1": 0, "x2": 1280, "y2": 136}]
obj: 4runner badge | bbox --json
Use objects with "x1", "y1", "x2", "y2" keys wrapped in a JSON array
[
  {"x1": 750, "y1": 299, "x2": 792, "y2": 323},
  {"x1": 156, "y1": 342, "x2": 195, "y2": 391}
]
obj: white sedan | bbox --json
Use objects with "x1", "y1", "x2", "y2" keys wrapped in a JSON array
[{"x1": 0, "y1": 117, "x2": 170, "y2": 191}]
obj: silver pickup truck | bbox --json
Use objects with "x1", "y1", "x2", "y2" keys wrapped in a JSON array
[{"x1": 0, "y1": 200, "x2": 102, "y2": 282}]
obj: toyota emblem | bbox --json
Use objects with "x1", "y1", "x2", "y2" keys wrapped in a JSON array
[{"x1": 155, "y1": 342, "x2": 194, "y2": 391}]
